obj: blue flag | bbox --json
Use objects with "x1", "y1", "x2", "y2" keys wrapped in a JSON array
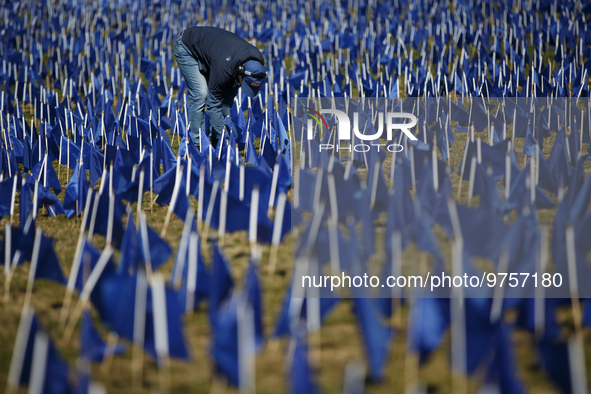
[
  {"x1": 176, "y1": 233, "x2": 211, "y2": 312},
  {"x1": 80, "y1": 309, "x2": 125, "y2": 362},
  {"x1": 63, "y1": 161, "x2": 89, "y2": 219},
  {"x1": 290, "y1": 335, "x2": 319, "y2": 394},
  {"x1": 352, "y1": 296, "x2": 393, "y2": 381},
  {"x1": 209, "y1": 243, "x2": 234, "y2": 327}
]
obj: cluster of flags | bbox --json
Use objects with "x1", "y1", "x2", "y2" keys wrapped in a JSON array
[{"x1": 1, "y1": 0, "x2": 591, "y2": 393}]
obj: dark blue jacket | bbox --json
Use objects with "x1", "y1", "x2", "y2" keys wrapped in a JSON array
[{"x1": 182, "y1": 26, "x2": 265, "y2": 103}]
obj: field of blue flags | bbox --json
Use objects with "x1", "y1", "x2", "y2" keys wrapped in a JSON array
[{"x1": 1, "y1": 0, "x2": 591, "y2": 393}]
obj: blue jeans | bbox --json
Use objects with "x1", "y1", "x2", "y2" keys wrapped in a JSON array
[{"x1": 173, "y1": 33, "x2": 228, "y2": 146}]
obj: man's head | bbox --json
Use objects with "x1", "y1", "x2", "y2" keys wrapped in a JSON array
[{"x1": 239, "y1": 60, "x2": 267, "y2": 97}]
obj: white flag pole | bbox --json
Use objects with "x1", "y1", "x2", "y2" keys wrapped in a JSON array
[
  {"x1": 566, "y1": 224, "x2": 582, "y2": 332},
  {"x1": 447, "y1": 198, "x2": 466, "y2": 394},
  {"x1": 238, "y1": 294, "x2": 256, "y2": 394},
  {"x1": 186, "y1": 232, "x2": 199, "y2": 314},
  {"x1": 267, "y1": 192, "x2": 287, "y2": 277},
  {"x1": 28, "y1": 330, "x2": 50, "y2": 394},
  {"x1": 248, "y1": 186, "x2": 260, "y2": 246},
  {"x1": 132, "y1": 270, "x2": 148, "y2": 388},
  {"x1": 7, "y1": 306, "x2": 35, "y2": 391},
  {"x1": 59, "y1": 189, "x2": 94, "y2": 328},
  {"x1": 152, "y1": 273, "x2": 171, "y2": 390},
  {"x1": 203, "y1": 179, "x2": 220, "y2": 242},
  {"x1": 172, "y1": 208, "x2": 195, "y2": 289},
  {"x1": 23, "y1": 228, "x2": 43, "y2": 311}
]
